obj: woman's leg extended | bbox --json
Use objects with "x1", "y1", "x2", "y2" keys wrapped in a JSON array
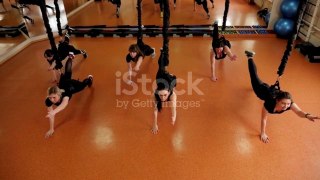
[
  {"x1": 68, "y1": 76, "x2": 93, "y2": 94},
  {"x1": 246, "y1": 51, "x2": 270, "y2": 100},
  {"x1": 202, "y1": 0, "x2": 209, "y2": 17},
  {"x1": 59, "y1": 58, "x2": 72, "y2": 88},
  {"x1": 212, "y1": 21, "x2": 219, "y2": 46}
]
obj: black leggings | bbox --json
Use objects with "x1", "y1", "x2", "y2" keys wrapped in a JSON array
[
  {"x1": 202, "y1": 0, "x2": 209, "y2": 14},
  {"x1": 158, "y1": 0, "x2": 177, "y2": 11},
  {"x1": 58, "y1": 39, "x2": 84, "y2": 60},
  {"x1": 212, "y1": 23, "x2": 229, "y2": 59},
  {"x1": 138, "y1": 41, "x2": 154, "y2": 56},
  {"x1": 196, "y1": 0, "x2": 212, "y2": 14},
  {"x1": 212, "y1": 22, "x2": 219, "y2": 40},
  {"x1": 59, "y1": 58, "x2": 91, "y2": 94},
  {"x1": 248, "y1": 58, "x2": 270, "y2": 101},
  {"x1": 109, "y1": 0, "x2": 121, "y2": 7},
  {"x1": 159, "y1": 1, "x2": 163, "y2": 12}
]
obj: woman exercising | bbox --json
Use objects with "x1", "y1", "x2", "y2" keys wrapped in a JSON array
[
  {"x1": 125, "y1": 44, "x2": 147, "y2": 84},
  {"x1": 44, "y1": 57, "x2": 93, "y2": 138},
  {"x1": 194, "y1": 0, "x2": 214, "y2": 19},
  {"x1": 210, "y1": 21, "x2": 237, "y2": 81},
  {"x1": 152, "y1": 50, "x2": 177, "y2": 134},
  {"x1": 44, "y1": 29, "x2": 87, "y2": 83},
  {"x1": 245, "y1": 50, "x2": 319, "y2": 143},
  {"x1": 152, "y1": 0, "x2": 177, "y2": 134}
]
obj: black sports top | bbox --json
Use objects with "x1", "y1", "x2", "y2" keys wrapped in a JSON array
[
  {"x1": 126, "y1": 53, "x2": 143, "y2": 63},
  {"x1": 264, "y1": 98, "x2": 292, "y2": 114}
]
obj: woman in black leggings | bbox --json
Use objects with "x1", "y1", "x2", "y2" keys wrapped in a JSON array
[
  {"x1": 194, "y1": 0, "x2": 214, "y2": 18},
  {"x1": 108, "y1": 0, "x2": 121, "y2": 18},
  {"x1": 210, "y1": 21, "x2": 237, "y2": 81},
  {"x1": 245, "y1": 50, "x2": 319, "y2": 143},
  {"x1": 44, "y1": 31, "x2": 87, "y2": 83},
  {"x1": 152, "y1": 49, "x2": 177, "y2": 134},
  {"x1": 155, "y1": 0, "x2": 177, "y2": 17},
  {"x1": 44, "y1": 58, "x2": 93, "y2": 138}
]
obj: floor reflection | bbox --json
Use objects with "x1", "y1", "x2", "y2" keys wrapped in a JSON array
[{"x1": 94, "y1": 126, "x2": 114, "y2": 150}]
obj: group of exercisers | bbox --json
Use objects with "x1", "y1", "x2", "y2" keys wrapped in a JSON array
[
  {"x1": 43, "y1": 27, "x2": 93, "y2": 138},
  {"x1": 106, "y1": 0, "x2": 215, "y2": 19},
  {"x1": 41, "y1": 1, "x2": 319, "y2": 142}
]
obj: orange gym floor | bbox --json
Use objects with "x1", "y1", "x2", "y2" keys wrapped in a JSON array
[{"x1": 0, "y1": 0, "x2": 320, "y2": 179}]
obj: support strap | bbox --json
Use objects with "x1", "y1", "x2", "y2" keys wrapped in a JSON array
[
  {"x1": 222, "y1": 0, "x2": 230, "y2": 31},
  {"x1": 277, "y1": 0, "x2": 307, "y2": 77}
]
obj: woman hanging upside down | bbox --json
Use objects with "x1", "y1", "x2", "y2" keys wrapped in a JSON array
[
  {"x1": 194, "y1": 0, "x2": 214, "y2": 19},
  {"x1": 44, "y1": 28, "x2": 87, "y2": 83},
  {"x1": 210, "y1": 21, "x2": 237, "y2": 81},
  {"x1": 245, "y1": 50, "x2": 319, "y2": 143},
  {"x1": 125, "y1": 44, "x2": 146, "y2": 84},
  {"x1": 152, "y1": 50, "x2": 177, "y2": 134},
  {"x1": 44, "y1": 57, "x2": 93, "y2": 138}
]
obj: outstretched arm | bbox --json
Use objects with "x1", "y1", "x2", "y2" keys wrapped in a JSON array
[
  {"x1": 291, "y1": 103, "x2": 320, "y2": 121},
  {"x1": 171, "y1": 92, "x2": 177, "y2": 125},
  {"x1": 45, "y1": 97, "x2": 69, "y2": 138},
  {"x1": 134, "y1": 56, "x2": 143, "y2": 71},
  {"x1": 127, "y1": 62, "x2": 133, "y2": 84},
  {"x1": 45, "y1": 106, "x2": 55, "y2": 138},
  {"x1": 260, "y1": 106, "x2": 269, "y2": 143},
  {"x1": 152, "y1": 106, "x2": 159, "y2": 134},
  {"x1": 210, "y1": 49, "x2": 217, "y2": 81},
  {"x1": 48, "y1": 97, "x2": 69, "y2": 116}
]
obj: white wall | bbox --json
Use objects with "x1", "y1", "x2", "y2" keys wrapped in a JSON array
[{"x1": 267, "y1": 0, "x2": 283, "y2": 29}]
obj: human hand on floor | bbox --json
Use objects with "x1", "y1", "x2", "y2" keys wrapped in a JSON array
[
  {"x1": 152, "y1": 124, "x2": 158, "y2": 134},
  {"x1": 306, "y1": 114, "x2": 320, "y2": 122},
  {"x1": 260, "y1": 133, "x2": 269, "y2": 143},
  {"x1": 133, "y1": 66, "x2": 140, "y2": 72},
  {"x1": 211, "y1": 76, "x2": 218, "y2": 82},
  {"x1": 45, "y1": 129, "x2": 54, "y2": 138},
  {"x1": 171, "y1": 117, "x2": 176, "y2": 125}
]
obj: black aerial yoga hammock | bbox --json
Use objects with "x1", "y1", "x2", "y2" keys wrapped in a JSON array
[
  {"x1": 156, "y1": 0, "x2": 176, "y2": 90},
  {"x1": 155, "y1": 0, "x2": 176, "y2": 112},
  {"x1": 222, "y1": 0, "x2": 229, "y2": 31},
  {"x1": 19, "y1": 0, "x2": 58, "y2": 60},
  {"x1": 211, "y1": 0, "x2": 230, "y2": 59},
  {"x1": 158, "y1": 0, "x2": 170, "y2": 70},
  {"x1": 54, "y1": 0, "x2": 63, "y2": 36},
  {"x1": 269, "y1": 0, "x2": 306, "y2": 97},
  {"x1": 137, "y1": 0, "x2": 143, "y2": 47},
  {"x1": 36, "y1": 0, "x2": 59, "y2": 59},
  {"x1": 136, "y1": 0, "x2": 154, "y2": 56}
]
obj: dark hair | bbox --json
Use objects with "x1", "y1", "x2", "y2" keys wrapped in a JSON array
[
  {"x1": 154, "y1": 74, "x2": 176, "y2": 112},
  {"x1": 44, "y1": 49, "x2": 53, "y2": 58},
  {"x1": 154, "y1": 86, "x2": 170, "y2": 112},
  {"x1": 129, "y1": 44, "x2": 144, "y2": 56},
  {"x1": 276, "y1": 91, "x2": 292, "y2": 101}
]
